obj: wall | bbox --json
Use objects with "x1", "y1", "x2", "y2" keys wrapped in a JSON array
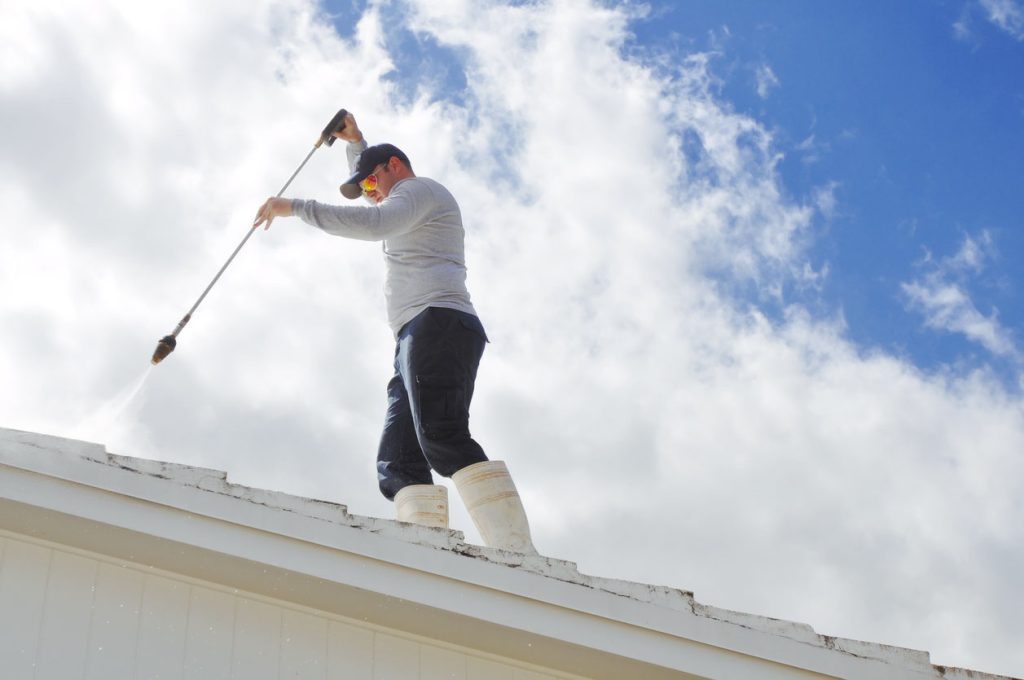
[{"x1": 0, "y1": 531, "x2": 583, "y2": 680}]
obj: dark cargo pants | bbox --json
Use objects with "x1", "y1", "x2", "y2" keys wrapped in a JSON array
[{"x1": 377, "y1": 306, "x2": 489, "y2": 500}]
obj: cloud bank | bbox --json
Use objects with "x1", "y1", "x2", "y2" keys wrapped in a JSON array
[{"x1": 2, "y1": 0, "x2": 1021, "y2": 675}]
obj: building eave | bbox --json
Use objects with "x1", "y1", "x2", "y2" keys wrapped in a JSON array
[{"x1": 0, "y1": 427, "x2": 1015, "y2": 680}]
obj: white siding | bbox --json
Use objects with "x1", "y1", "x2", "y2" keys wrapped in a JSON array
[
  {"x1": 374, "y1": 633, "x2": 421, "y2": 679},
  {"x1": 468, "y1": 657, "x2": 514, "y2": 680},
  {"x1": 184, "y1": 587, "x2": 237, "y2": 679},
  {"x1": 36, "y1": 550, "x2": 98, "y2": 679},
  {"x1": 327, "y1": 620, "x2": 375, "y2": 679},
  {"x1": 86, "y1": 562, "x2": 145, "y2": 679},
  {"x1": 136, "y1": 573, "x2": 191, "y2": 679},
  {"x1": 280, "y1": 609, "x2": 329, "y2": 679},
  {"x1": 420, "y1": 646, "x2": 466, "y2": 680},
  {"x1": 0, "y1": 537, "x2": 50, "y2": 678},
  {"x1": 232, "y1": 598, "x2": 283, "y2": 680},
  {"x1": 0, "y1": 533, "x2": 567, "y2": 680}
]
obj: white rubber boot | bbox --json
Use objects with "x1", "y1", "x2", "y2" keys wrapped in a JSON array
[
  {"x1": 394, "y1": 484, "x2": 449, "y2": 530},
  {"x1": 453, "y1": 460, "x2": 537, "y2": 554}
]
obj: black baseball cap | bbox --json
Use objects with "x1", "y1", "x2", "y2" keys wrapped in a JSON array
[{"x1": 339, "y1": 143, "x2": 410, "y2": 199}]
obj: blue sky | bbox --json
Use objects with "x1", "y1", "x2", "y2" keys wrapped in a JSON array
[
  {"x1": 3, "y1": 1, "x2": 1023, "y2": 675},
  {"x1": 675, "y1": 0, "x2": 1024, "y2": 375}
]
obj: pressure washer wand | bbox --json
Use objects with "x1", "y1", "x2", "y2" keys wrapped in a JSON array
[{"x1": 151, "y1": 108, "x2": 350, "y2": 365}]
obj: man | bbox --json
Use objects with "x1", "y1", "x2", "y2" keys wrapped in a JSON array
[{"x1": 253, "y1": 112, "x2": 536, "y2": 554}]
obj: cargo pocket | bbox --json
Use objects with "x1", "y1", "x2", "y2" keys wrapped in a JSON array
[{"x1": 415, "y1": 375, "x2": 467, "y2": 441}]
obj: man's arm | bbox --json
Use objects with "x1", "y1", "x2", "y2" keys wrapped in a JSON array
[
  {"x1": 336, "y1": 111, "x2": 368, "y2": 175},
  {"x1": 291, "y1": 181, "x2": 430, "y2": 241},
  {"x1": 252, "y1": 112, "x2": 370, "y2": 230},
  {"x1": 252, "y1": 179, "x2": 432, "y2": 240}
]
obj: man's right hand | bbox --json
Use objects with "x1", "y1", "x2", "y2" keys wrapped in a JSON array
[
  {"x1": 252, "y1": 197, "x2": 294, "y2": 231},
  {"x1": 334, "y1": 112, "x2": 364, "y2": 143}
]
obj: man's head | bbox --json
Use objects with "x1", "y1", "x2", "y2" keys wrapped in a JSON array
[{"x1": 340, "y1": 143, "x2": 414, "y2": 202}]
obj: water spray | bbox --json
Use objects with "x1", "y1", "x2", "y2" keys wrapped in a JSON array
[{"x1": 151, "y1": 108, "x2": 350, "y2": 365}]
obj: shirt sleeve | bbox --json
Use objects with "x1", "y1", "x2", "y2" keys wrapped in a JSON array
[
  {"x1": 291, "y1": 179, "x2": 432, "y2": 242},
  {"x1": 346, "y1": 138, "x2": 379, "y2": 206},
  {"x1": 346, "y1": 139, "x2": 367, "y2": 173}
]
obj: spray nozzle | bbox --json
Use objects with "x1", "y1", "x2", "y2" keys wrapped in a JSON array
[{"x1": 151, "y1": 335, "x2": 177, "y2": 365}]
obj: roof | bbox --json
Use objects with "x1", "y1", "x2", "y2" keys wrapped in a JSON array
[{"x1": 0, "y1": 426, "x2": 1016, "y2": 680}]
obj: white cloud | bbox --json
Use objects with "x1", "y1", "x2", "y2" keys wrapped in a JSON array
[
  {"x1": 980, "y1": 0, "x2": 1024, "y2": 39},
  {"x1": 795, "y1": 132, "x2": 826, "y2": 165},
  {"x1": 954, "y1": 15, "x2": 974, "y2": 42},
  {"x1": 2, "y1": 1, "x2": 1022, "y2": 676},
  {"x1": 902, "y1": 232, "x2": 1021, "y2": 362},
  {"x1": 812, "y1": 180, "x2": 839, "y2": 219},
  {"x1": 903, "y1": 279, "x2": 1019, "y2": 357},
  {"x1": 948, "y1": 228, "x2": 994, "y2": 272},
  {"x1": 755, "y1": 62, "x2": 780, "y2": 98}
]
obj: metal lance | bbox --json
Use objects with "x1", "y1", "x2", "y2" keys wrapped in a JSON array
[{"x1": 151, "y1": 108, "x2": 349, "y2": 365}]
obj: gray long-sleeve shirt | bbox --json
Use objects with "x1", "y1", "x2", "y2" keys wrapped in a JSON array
[{"x1": 291, "y1": 143, "x2": 478, "y2": 337}]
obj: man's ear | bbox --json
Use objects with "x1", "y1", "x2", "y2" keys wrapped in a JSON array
[{"x1": 391, "y1": 157, "x2": 412, "y2": 177}]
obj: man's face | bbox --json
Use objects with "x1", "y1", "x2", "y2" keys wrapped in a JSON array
[{"x1": 361, "y1": 159, "x2": 397, "y2": 204}]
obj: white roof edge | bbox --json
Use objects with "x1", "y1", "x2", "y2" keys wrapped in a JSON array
[{"x1": 0, "y1": 427, "x2": 1017, "y2": 680}]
